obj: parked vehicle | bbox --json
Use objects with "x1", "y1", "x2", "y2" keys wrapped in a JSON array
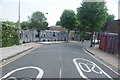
[{"x1": 92, "y1": 39, "x2": 99, "y2": 44}]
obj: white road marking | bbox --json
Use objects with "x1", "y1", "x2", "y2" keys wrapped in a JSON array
[
  {"x1": 73, "y1": 58, "x2": 112, "y2": 78},
  {"x1": 91, "y1": 64, "x2": 102, "y2": 74},
  {"x1": 78, "y1": 63, "x2": 102, "y2": 74},
  {"x1": 78, "y1": 63, "x2": 91, "y2": 72},
  {"x1": 59, "y1": 46, "x2": 62, "y2": 79},
  {"x1": 73, "y1": 58, "x2": 87, "y2": 78},
  {"x1": 0, "y1": 66, "x2": 44, "y2": 79},
  {"x1": 60, "y1": 68, "x2": 62, "y2": 79}
]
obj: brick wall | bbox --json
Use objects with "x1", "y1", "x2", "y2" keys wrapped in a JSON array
[{"x1": 106, "y1": 20, "x2": 120, "y2": 33}]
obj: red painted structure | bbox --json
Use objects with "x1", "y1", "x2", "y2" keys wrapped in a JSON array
[
  {"x1": 99, "y1": 19, "x2": 120, "y2": 54},
  {"x1": 99, "y1": 33, "x2": 118, "y2": 54}
]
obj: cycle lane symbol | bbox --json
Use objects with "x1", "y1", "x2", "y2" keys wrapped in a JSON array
[
  {"x1": 0, "y1": 66, "x2": 44, "y2": 80},
  {"x1": 73, "y1": 58, "x2": 112, "y2": 79}
]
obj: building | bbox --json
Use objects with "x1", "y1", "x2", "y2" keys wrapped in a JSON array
[
  {"x1": 47, "y1": 26, "x2": 67, "y2": 31},
  {"x1": 106, "y1": 19, "x2": 120, "y2": 33}
]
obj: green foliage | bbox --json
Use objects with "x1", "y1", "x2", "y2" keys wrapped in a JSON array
[
  {"x1": 77, "y1": 2, "x2": 108, "y2": 47},
  {"x1": 106, "y1": 14, "x2": 115, "y2": 22},
  {"x1": 0, "y1": 23, "x2": 2, "y2": 47},
  {"x1": 2, "y1": 21, "x2": 19, "y2": 47},
  {"x1": 56, "y1": 21, "x2": 61, "y2": 26},
  {"x1": 20, "y1": 21, "x2": 29, "y2": 30},
  {"x1": 28, "y1": 11, "x2": 48, "y2": 30},
  {"x1": 60, "y1": 9, "x2": 77, "y2": 42},
  {"x1": 77, "y1": 2, "x2": 108, "y2": 32},
  {"x1": 60, "y1": 9, "x2": 77, "y2": 30},
  {"x1": 73, "y1": 18, "x2": 81, "y2": 31},
  {"x1": 80, "y1": 32, "x2": 91, "y2": 40},
  {"x1": 101, "y1": 14, "x2": 115, "y2": 31},
  {"x1": 42, "y1": 21, "x2": 48, "y2": 29}
]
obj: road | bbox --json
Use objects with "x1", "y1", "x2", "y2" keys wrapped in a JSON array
[{"x1": 0, "y1": 42, "x2": 119, "y2": 80}]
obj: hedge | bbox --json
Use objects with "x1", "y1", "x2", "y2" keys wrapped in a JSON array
[{"x1": 1, "y1": 21, "x2": 19, "y2": 47}]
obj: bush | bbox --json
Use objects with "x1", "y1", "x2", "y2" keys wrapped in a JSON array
[
  {"x1": 80, "y1": 32, "x2": 91, "y2": 40},
  {"x1": 1, "y1": 21, "x2": 19, "y2": 47},
  {"x1": 0, "y1": 23, "x2": 2, "y2": 47}
]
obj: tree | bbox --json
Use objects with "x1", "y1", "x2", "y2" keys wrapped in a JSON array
[
  {"x1": 28, "y1": 11, "x2": 48, "y2": 30},
  {"x1": 60, "y1": 9, "x2": 77, "y2": 42},
  {"x1": 56, "y1": 21, "x2": 61, "y2": 26},
  {"x1": 20, "y1": 21, "x2": 29, "y2": 30},
  {"x1": 106, "y1": 14, "x2": 115, "y2": 22},
  {"x1": 102, "y1": 14, "x2": 115, "y2": 31},
  {"x1": 42, "y1": 21, "x2": 48, "y2": 28},
  {"x1": 77, "y1": 2, "x2": 108, "y2": 47}
]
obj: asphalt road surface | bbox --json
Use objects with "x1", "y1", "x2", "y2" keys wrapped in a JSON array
[{"x1": 0, "y1": 42, "x2": 120, "y2": 80}]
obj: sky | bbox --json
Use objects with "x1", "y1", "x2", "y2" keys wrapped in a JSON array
[{"x1": 0, "y1": 0, "x2": 119, "y2": 26}]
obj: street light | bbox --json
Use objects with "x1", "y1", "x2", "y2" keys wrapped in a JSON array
[
  {"x1": 18, "y1": 0, "x2": 21, "y2": 43},
  {"x1": 18, "y1": 0, "x2": 20, "y2": 30},
  {"x1": 45, "y1": 13, "x2": 48, "y2": 14}
]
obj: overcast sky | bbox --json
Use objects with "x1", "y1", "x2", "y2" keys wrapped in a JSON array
[{"x1": 0, "y1": 0, "x2": 119, "y2": 26}]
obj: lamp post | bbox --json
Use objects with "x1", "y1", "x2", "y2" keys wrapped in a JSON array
[
  {"x1": 18, "y1": 0, "x2": 20, "y2": 30},
  {"x1": 18, "y1": 0, "x2": 21, "y2": 44}
]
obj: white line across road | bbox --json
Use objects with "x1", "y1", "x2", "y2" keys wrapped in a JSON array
[
  {"x1": 0, "y1": 66, "x2": 44, "y2": 80},
  {"x1": 73, "y1": 58, "x2": 112, "y2": 79}
]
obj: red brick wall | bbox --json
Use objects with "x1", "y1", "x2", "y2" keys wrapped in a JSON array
[{"x1": 106, "y1": 20, "x2": 120, "y2": 33}]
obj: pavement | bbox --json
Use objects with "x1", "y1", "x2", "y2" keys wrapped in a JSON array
[
  {"x1": 0, "y1": 41, "x2": 65, "y2": 62},
  {"x1": 84, "y1": 41, "x2": 120, "y2": 74}
]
